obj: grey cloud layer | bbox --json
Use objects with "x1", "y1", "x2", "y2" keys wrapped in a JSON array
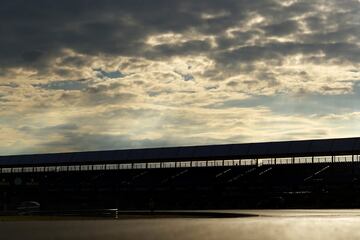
[
  {"x1": 1, "y1": 0, "x2": 360, "y2": 154},
  {"x1": 1, "y1": 0, "x2": 359, "y2": 70}
]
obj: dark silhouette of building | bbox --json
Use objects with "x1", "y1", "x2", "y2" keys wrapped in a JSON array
[{"x1": 1, "y1": 137, "x2": 360, "y2": 211}]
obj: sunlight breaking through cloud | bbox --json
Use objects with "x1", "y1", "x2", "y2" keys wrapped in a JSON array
[{"x1": 0, "y1": 0, "x2": 359, "y2": 154}]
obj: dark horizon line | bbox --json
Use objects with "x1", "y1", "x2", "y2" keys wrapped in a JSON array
[{"x1": 1, "y1": 136, "x2": 360, "y2": 158}]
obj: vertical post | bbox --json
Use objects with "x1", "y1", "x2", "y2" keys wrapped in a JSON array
[
  {"x1": 332, "y1": 155, "x2": 334, "y2": 163},
  {"x1": 312, "y1": 156, "x2": 314, "y2": 164},
  {"x1": 3, "y1": 191, "x2": 7, "y2": 212},
  {"x1": 351, "y1": 154, "x2": 355, "y2": 179}
]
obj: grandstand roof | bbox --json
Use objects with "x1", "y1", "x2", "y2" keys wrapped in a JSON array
[{"x1": 1, "y1": 137, "x2": 360, "y2": 167}]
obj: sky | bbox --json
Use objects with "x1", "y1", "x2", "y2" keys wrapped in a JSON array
[{"x1": 0, "y1": 0, "x2": 360, "y2": 155}]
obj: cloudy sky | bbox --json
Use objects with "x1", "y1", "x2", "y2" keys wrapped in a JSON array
[{"x1": 0, "y1": 0, "x2": 360, "y2": 155}]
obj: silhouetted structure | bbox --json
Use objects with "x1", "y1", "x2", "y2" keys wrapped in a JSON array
[{"x1": 1, "y1": 137, "x2": 360, "y2": 211}]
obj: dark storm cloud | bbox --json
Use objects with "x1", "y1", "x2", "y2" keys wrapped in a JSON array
[
  {"x1": 59, "y1": 56, "x2": 88, "y2": 68},
  {"x1": 0, "y1": 0, "x2": 359, "y2": 72},
  {"x1": 215, "y1": 30, "x2": 261, "y2": 50},
  {"x1": 21, "y1": 50, "x2": 44, "y2": 62},
  {"x1": 0, "y1": 0, "x2": 274, "y2": 69},
  {"x1": 262, "y1": 20, "x2": 300, "y2": 36},
  {"x1": 146, "y1": 40, "x2": 213, "y2": 59},
  {"x1": 215, "y1": 42, "x2": 360, "y2": 68}
]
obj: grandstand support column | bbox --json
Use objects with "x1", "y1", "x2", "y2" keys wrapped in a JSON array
[
  {"x1": 352, "y1": 155, "x2": 355, "y2": 178},
  {"x1": 312, "y1": 156, "x2": 314, "y2": 163},
  {"x1": 2, "y1": 191, "x2": 7, "y2": 212},
  {"x1": 292, "y1": 157, "x2": 295, "y2": 164},
  {"x1": 332, "y1": 155, "x2": 334, "y2": 163}
]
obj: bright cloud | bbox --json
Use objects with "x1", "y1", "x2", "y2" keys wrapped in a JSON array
[{"x1": 0, "y1": 0, "x2": 360, "y2": 155}]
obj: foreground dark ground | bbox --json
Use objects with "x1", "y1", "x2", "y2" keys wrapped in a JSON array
[{"x1": 1, "y1": 162, "x2": 360, "y2": 211}]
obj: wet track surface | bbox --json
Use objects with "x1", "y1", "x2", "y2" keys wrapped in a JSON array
[{"x1": 2, "y1": 210, "x2": 360, "y2": 240}]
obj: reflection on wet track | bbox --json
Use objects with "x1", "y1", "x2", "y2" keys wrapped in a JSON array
[{"x1": 2, "y1": 210, "x2": 360, "y2": 240}]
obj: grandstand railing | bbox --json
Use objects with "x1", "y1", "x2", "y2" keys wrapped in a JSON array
[{"x1": 1, "y1": 154, "x2": 360, "y2": 174}]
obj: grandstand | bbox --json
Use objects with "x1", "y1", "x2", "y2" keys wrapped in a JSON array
[{"x1": 1, "y1": 137, "x2": 360, "y2": 211}]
